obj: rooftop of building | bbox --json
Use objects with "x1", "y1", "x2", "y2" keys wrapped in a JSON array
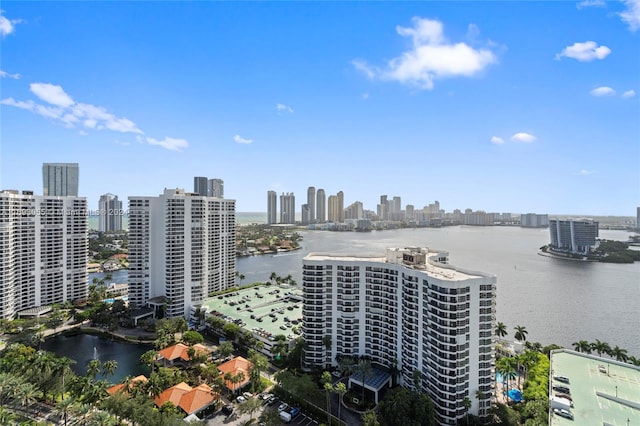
[
  {"x1": 304, "y1": 247, "x2": 492, "y2": 281},
  {"x1": 550, "y1": 349, "x2": 640, "y2": 426},
  {"x1": 201, "y1": 284, "x2": 303, "y2": 341}
]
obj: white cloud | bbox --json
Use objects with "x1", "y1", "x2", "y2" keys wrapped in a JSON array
[
  {"x1": 576, "y1": 0, "x2": 606, "y2": 9},
  {"x1": 590, "y1": 86, "x2": 616, "y2": 96},
  {"x1": 361, "y1": 93, "x2": 370, "y2": 100},
  {"x1": 555, "y1": 41, "x2": 611, "y2": 61},
  {"x1": 620, "y1": 0, "x2": 640, "y2": 31},
  {"x1": 0, "y1": 11, "x2": 21, "y2": 36},
  {"x1": 0, "y1": 70, "x2": 20, "y2": 79},
  {"x1": 490, "y1": 136, "x2": 504, "y2": 144},
  {"x1": 1, "y1": 80, "x2": 188, "y2": 150},
  {"x1": 622, "y1": 89, "x2": 636, "y2": 98},
  {"x1": 511, "y1": 132, "x2": 537, "y2": 143},
  {"x1": 577, "y1": 169, "x2": 594, "y2": 175},
  {"x1": 30, "y1": 83, "x2": 75, "y2": 107},
  {"x1": 353, "y1": 17, "x2": 497, "y2": 90},
  {"x1": 276, "y1": 103, "x2": 294, "y2": 113},
  {"x1": 466, "y1": 23, "x2": 480, "y2": 41},
  {"x1": 234, "y1": 134, "x2": 253, "y2": 144},
  {"x1": 146, "y1": 137, "x2": 188, "y2": 152}
]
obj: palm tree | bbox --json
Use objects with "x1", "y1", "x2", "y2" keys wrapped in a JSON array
[
  {"x1": 101, "y1": 360, "x2": 118, "y2": 382},
  {"x1": 0, "y1": 407, "x2": 17, "y2": 424},
  {"x1": 57, "y1": 396, "x2": 76, "y2": 426},
  {"x1": 86, "y1": 359, "x2": 102, "y2": 379},
  {"x1": 572, "y1": 340, "x2": 591, "y2": 353},
  {"x1": 17, "y1": 382, "x2": 41, "y2": 415},
  {"x1": 335, "y1": 381, "x2": 347, "y2": 422},
  {"x1": 463, "y1": 396, "x2": 472, "y2": 425},
  {"x1": 357, "y1": 357, "x2": 372, "y2": 404},
  {"x1": 321, "y1": 371, "x2": 333, "y2": 425},
  {"x1": 628, "y1": 356, "x2": 640, "y2": 366},
  {"x1": 495, "y1": 322, "x2": 508, "y2": 340},
  {"x1": 610, "y1": 346, "x2": 628, "y2": 362},
  {"x1": 513, "y1": 325, "x2": 528, "y2": 343},
  {"x1": 140, "y1": 350, "x2": 158, "y2": 373},
  {"x1": 322, "y1": 335, "x2": 332, "y2": 368},
  {"x1": 269, "y1": 272, "x2": 278, "y2": 285},
  {"x1": 591, "y1": 339, "x2": 611, "y2": 357}
]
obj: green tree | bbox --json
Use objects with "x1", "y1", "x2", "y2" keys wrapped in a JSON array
[
  {"x1": 236, "y1": 397, "x2": 262, "y2": 420},
  {"x1": 223, "y1": 322, "x2": 241, "y2": 341},
  {"x1": 572, "y1": 340, "x2": 591, "y2": 353},
  {"x1": 140, "y1": 350, "x2": 158, "y2": 373},
  {"x1": 610, "y1": 346, "x2": 628, "y2": 362},
  {"x1": 495, "y1": 322, "x2": 508, "y2": 340},
  {"x1": 591, "y1": 339, "x2": 611, "y2": 357},
  {"x1": 335, "y1": 381, "x2": 347, "y2": 423},
  {"x1": 248, "y1": 350, "x2": 269, "y2": 393},
  {"x1": 218, "y1": 341, "x2": 235, "y2": 359},
  {"x1": 101, "y1": 360, "x2": 118, "y2": 382},
  {"x1": 514, "y1": 325, "x2": 528, "y2": 343},
  {"x1": 321, "y1": 371, "x2": 333, "y2": 425},
  {"x1": 378, "y1": 387, "x2": 435, "y2": 426},
  {"x1": 462, "y1": 396, "x2": 472, "y2": 425},
  {"x1": 322, "y1": 335, "x2": 332, "y2": 368},
  {"x1": 362, "y1": 410, "x2": 380, "y2": 426},
  {"x1": 356, "y1": 357, "x2": 372, "y2": 404},
  {"x1": 182, "y1": 330, "x2": 204, "y2": 345},
  {"x1": 86, "y1": 359, "x2": 102, "y2": 379}
]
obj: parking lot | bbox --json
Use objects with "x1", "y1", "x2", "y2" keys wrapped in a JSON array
[{"x1": 204, "y1": 396, "x2": 320, "y2": 426}]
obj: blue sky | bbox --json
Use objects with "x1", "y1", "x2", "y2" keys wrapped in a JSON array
[{"x1": 1, "y1": 1, "x2": 638, "y2": 215}]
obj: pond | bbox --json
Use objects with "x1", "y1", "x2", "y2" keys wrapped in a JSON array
[{"x1": 41, "y1": 333, "x2": 152, "y2": 384}]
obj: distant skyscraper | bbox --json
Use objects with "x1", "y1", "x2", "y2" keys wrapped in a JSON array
[
  {"x1": 280, "y1": 192, "x2": 295, "y2": 224},
  {"x1": 98, "y1": 193, "x2": 123, "y2": 232},
  {"x1": 267, "y1": 191, "x2": 277, "y2": 224},
  {"x1": 391, "y1": 196, "x2": 401, "y2": 214},
  {"x1": 43, "y1": 163, "x2": 79, "y2": 196},
  {"x1": 208, "y1": 179, "x2": 224, "y2": 198},
  {"x1": 301, "y1": 204, "x2": 310, "y2": 225},
  {"x1": 194, "y1": 177, "x2": 208, "y2": 196},
  {"x1": 316, "y1": 189, "x2": 326, "y2": 223},
  {"x1": 307, "y1": 187, "x2": 316, "y2": 223},
  {"x1": 520, "y1": 213, "x2": 549, "y2": 228},
  {"x1": 128, "y1": 188, "x2": 235, "y2": 318},
  {"x1": 637, "y1": 207, "x2": 640, "y2": 228},
  {"x1": 0, "y1": 189, "x2": 88, "y2": 318},
  {"x1": 327, "y1": 195, "x2": 339, "y2": 222},
  {"x1": 337, "y1": 191, "x2": 344, "y2": 223}
]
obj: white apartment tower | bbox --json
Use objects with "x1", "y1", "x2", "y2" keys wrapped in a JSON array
[
  {"x1": 316, "y1": 189, "x2": 326, "y2": 223},
  {"x1": 280, "y1": 192, "x2": 295, "y2": 224},
  {"x1": 98, "y1": 193, "x2": 123, "y2": 232},
  {"x1": 0, "y1": 190, "x2": 88, "y2": 318},
  {"x1": 307, "y1": 187, "x2": 316, "y2": 224},
  {"x1": 128, "y1": 188, "x2": 236, "y2": 318},
  {"x1": 208, "y1": 179, "x2": 224, "y2": 198},
  {"x1": 302, "y1": 247, "x2": 496, "y2": 424},
  {"x1": 43, "y1": 163, "x2": 79, "y2": 196},
  {"x1": 267, "y1": 190, "x2": 277, "y2": 225}
]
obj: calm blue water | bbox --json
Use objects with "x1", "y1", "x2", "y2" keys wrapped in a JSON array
[{"x1": 237, "y1": 227, "x2": 640, "y2": 356}]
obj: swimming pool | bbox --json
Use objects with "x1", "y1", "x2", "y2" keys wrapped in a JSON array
[
  {"x1": 496, "y1": 371, "x2": 519, "y2": 383},
  {"x1": 103, "y1": 296, "x2": 129, "y2": 304}
]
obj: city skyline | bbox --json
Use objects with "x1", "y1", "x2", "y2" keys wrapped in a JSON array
[{"x1": 1, "y1": 3, "x2": 639, "y2": 215}]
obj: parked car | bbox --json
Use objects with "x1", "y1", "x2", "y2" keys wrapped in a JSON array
[
  {"x1": 552, "y1": 385, "x2": 571, "y2": 394},
  {"x1": 555, "y1": 393, "x2": 573, "y2": 402},
  {"x1": 553, "y1": 408, "x2": 574, "y2": 420},
  {"x1": 266, "y1": 397, "x2": 278, "y2": 406},
  {"x1": 331, "y1": 371, "x2": 341, "y2": 378},
  {"x1": 243, "y1": 392, "x2": 253, "y2": 399},
  {"x1": 236, "y1": 396, "x2": 246, "y2": 403},
  {"x1": 278, "y1": 403, "x2": 288, "y2": 412},
  {"x1": 221, "y1": 405, "x2": 233, "y2": 416},
  {"x1": 554, "y1": 375, "x2": 570, "y2": 384}
]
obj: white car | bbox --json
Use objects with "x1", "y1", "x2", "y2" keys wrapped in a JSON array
[
  {"x1": 243, "y1": 392, "x2": 253, "y2": 399},
  {"x1": 236, "y1": 396, "x2": 246, "y2": 403},
  {"x1": 278, "y1": 403, "x2": 288, "y2": 412},
  {"x1": 553, "y1": 408, "x2": 573, "y2": 420}
]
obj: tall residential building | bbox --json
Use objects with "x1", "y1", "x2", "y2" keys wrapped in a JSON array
[
  {"x1": 98, "y1": 193, "x2": 123, "y2": 232},
  {"x1": 316, "y1": 189, "x2": 326, "y2": 223},
  {"x1": 194, "y1": 177, "x2": 208, "y2": 196},
  {"x1": 637, "y1": 207, "x2": 640, "y2": 228},
  {"x1": 344, "y1": 201, "x2": 363, "y2": 220},
  {"x1": 307, "y1": 187, "x2": 316, "y2": 223},
  {"x1": 302, "y1": 247, "x2": 496, "y2": 424},
  {"x1": 327, "y1": 195, "x2": 339, "y2": 222},
  {"x1": 128, "y1": 188, "x2": 236, "y2": 318},
  {"x1": 549, "y1": 219, "x2": 599, "y2": 255},
  {"x1": 208, "y1": 179, "x2": 224, "y2": 198},
  {"x1": 301, "y1": 204, "x2": 310, "y2": 225},
  {"x1": 337, "y1": 191, "x2": 345, "y2": 223},
  {"x1": 280, "y1": 193, "x2": 295, "y2": 224},
  {"x1": 267, "y1": 191, "x2": 277, "y2": 225},
  {"x1": 520, "y1": 213, "x2": 549, "y2": 228},
  {"x1": 0, "y1": 190, "x2": 88, "y2": 319},
  {"x1": 43, "y1": 163, "x2": 79, "y2": 196}
]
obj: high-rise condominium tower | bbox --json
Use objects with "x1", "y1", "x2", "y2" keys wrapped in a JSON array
[
  {"x1": 307, "y1": 187, "x2": 316, "y2": 223},
  {"x1": 128, "y1": 188, "x2": 236, "y2": 318},
  {"x1": 208, "y1": 179, "x2": 224, "y2": 198},
  {"x1": 280, "y1": 192, "x2": 295, "y2": 224},
  {"x1": 327, "y1": 195, "x2": 339, "y2": 222},
  {"x1": 549, "y1": 219, "x2": 599, "y2": 255},
  {"x1": 98, "y1": 193, "x2": 123, "y2": 232},
  {"x1": 316, "y1": 189, "x2": 326, "y2": 223},
  {"x1": 337, "y1": 191, "x2": 344, "y2": 223},
  {"x1": 43, "y1": 163, "x2": 79, "y2": 196},
  {"x1": 0, "y1": 190, "x2": 88, "y2": 318},
  {"x1": 267, "y1": 191, "x2": 277, "y2": 224},
  {"x1": 302, "y1": 247, "x2": 496, "y2": 424},
  {"x1": 194, "y1": 177, "x2": 208, "y2": 196}
]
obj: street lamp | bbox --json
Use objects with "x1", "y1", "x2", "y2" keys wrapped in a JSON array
[{"x1": 615, "y1": 385, "x2": 618, "y2": 398}]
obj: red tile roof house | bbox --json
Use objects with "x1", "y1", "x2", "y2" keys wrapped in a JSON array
[
  {"x1": 106, "y1": 375, "x2": 148, "y2": 396},
  {"x1": 216, "y1": 356, "x2": 253, "y2": 394},
  {"x1": 154, "y1": 382, "x2": 219, "y2": 416},
  {"x1": 157, "y1": 343, "x2": 212, "y2": 367}
]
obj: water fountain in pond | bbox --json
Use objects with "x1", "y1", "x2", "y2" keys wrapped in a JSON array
[{"x1": 93, "y1": 346, "x2": 98, "y2": 360}]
